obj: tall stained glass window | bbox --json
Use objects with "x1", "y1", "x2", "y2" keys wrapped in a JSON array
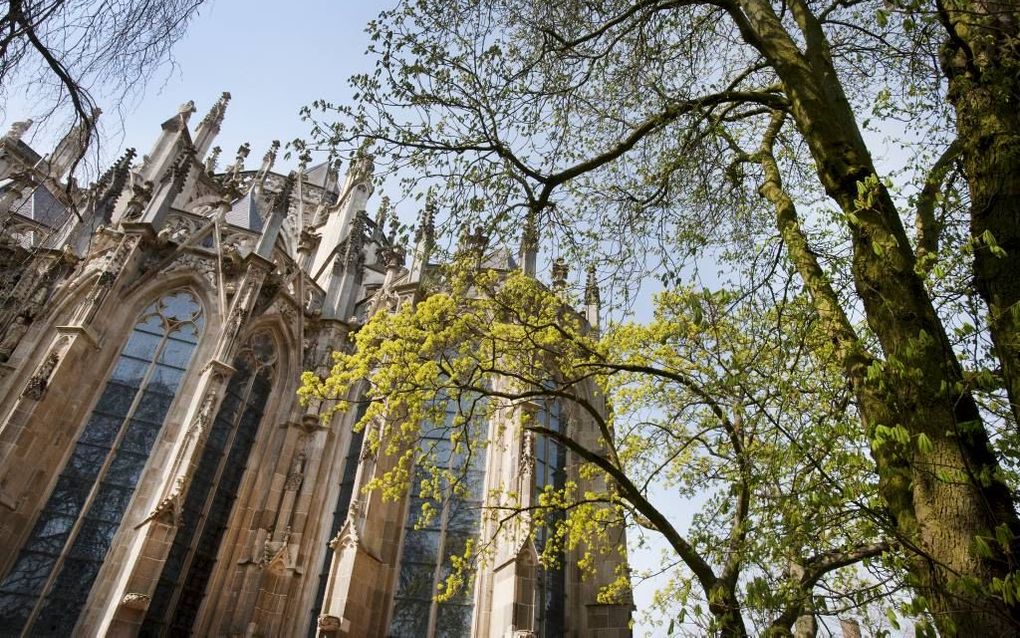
[
  {"x1": 0, "y1": 290, "x2": 204, "y2": 636},
  {"x1": 533, "y1": 400, "x2": 567, "y2": 637},
  {"x1": 141, "y1": 330, "x2": 277, "y2": 636},
  {"x1": 388, "y1": 401, "x2": 486, "y2": 638}
]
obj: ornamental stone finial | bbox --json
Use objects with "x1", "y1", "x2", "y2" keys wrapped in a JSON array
[
  {"x1": 5, "y1": 119, "x2": 32, "y2": 141},
  {"x1": 585, "y1": 264, "x2": 600, "y2": 306},
  {"x1": 205, "y1": 146, "x2": 221, "y2": 173},
  {"x1": 198, "y1": 91, "x2": 231, "y2": 130},
  {"x1": 551, "y1": 258, "x2": 568, "y2": 289}
]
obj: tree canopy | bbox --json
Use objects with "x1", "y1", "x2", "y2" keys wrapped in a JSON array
[
  {"x1": 303, "y1": 0, "x2": 1020, "y2": 633},
  {"x1": 1, "y1": 0, "x2": 208, "y2": 172}
]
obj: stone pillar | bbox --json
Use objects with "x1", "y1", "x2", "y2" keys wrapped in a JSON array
[
  {"x1": 101, "y1": 257, "x2": 272, "y2": 635},
  {"x1": 315, "y1": 412, "x2": 409, "y2": 637},
  {"x1": 0, "y1": 327, "x2": 97, "y2": 560}
]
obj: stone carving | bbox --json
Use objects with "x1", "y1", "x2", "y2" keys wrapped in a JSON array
[
  {"x1": 262, "y1": 529, "x2": 288, "y2": 563},
  {"x1": 225, "y1": 142, "x2": 251, "y2": 181},
  {"x1": 298, "y1": 228, "x2": 321, "y2": 254},
  {"x1": 329, "y1": 520, "x2": 359, "y2": 552},
  {"x1": 347, "y1": 497, "x2": 363, "y2": 523},
  {"x1": 187, "y1": 389, "x2": 219, "y2": 440},
  {"x1": 551, "y1": 258, "x2": 568, "y2": 289},
  {"x1": 303, "y1": 337, "x2": 332, "y2": 371},
  {"x1": 161, "y1": 253, "x2": 217, "y2": 289},
  {"x1": 317, "y1": 615, "x2": 343, "y2": 632},
  {"x1": 268, "y1": 296, "x2": 297, "y2": 327},
  {"x1": 122, "y1": 179, "x2": 154, "y2": 221},
  {"x1": 0, "y1": 315, "x2": 29, "y2": 362},
  {"x1": 284, "y1": 452, "x2": 306, "y2": 491},
  {"x1": 205, "y1": 145, "x2": 221, "y2": 173},
  {"x1": 163, "y1": 211, "x2": 204, "y2": 239},
  {"x1": 146, "y1": 476, "x2": 185, "y2": 527},
  {"x1": 5, "y1": 120, "x2": 32, "y2": 141},
  {"x1": 520, "y1": 430, "x2": 536, "y2": 476},
  {"x1": 74, "y1": 270, "x2": 115, "y2": 325},
  {"x1": 349, "y1": 147, "x2": 375, "y2": 188},
  {"x1": 219, "y1": 267, "x2": 267, "y2": 357},
  {"x1": 22, "y1": 349, "x2": 60, "y2": 400},
  {"x1": 120, "y1": 592, "x2": 151, "y2": 610},
  {"x1": 177, "y1": 100, "x2": 197, "y2": 120},
  {"x1": 305, "y1": 287, "x2": 325, "y2": 317},
  {"x1": 585, "y1": 263, "x2": 600, "y2": 306},
  {"x1": 73, "y1": 235, "x2": 140, "y2": 325},
  {"x1": 221, "y1": 230, "x2": 256, "y2": 258}
]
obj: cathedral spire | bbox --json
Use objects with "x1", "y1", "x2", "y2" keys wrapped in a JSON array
[
  {"x1": 519, "y1": 207, "x2": 538, "y2": 276},
  {"x1": 193, "y1": 91, "x2": 230, "y2": 158},
  {"x1": 584, "y1": 263, "x2": 601, "y2": 332},
  {"x1": 409, "y1": 193, "x2": 436, "y2": 283}
]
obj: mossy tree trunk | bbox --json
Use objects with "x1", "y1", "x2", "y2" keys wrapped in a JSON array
[
  {"x1": 942, "y1": 0, "x2": 1020, "y2": 429},
  {"x1": 733, "y1": 0, "x2": 1020, "y2": 631}
]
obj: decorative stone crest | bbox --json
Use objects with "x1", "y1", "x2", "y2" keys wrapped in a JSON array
[
  {"x1": 317, "y1": 615, "x2": 343, "y2": 632},
  {"x1": 22, "y1": 346, "x2": 62, "y2": 400},
  {"x1": 144, "y1": 476, "x2": 185, "y2": 527},
  {"x1": 120, "y1": 592, "x2": 151, "y2": 610},
  {"x1": 122, "y1": 179, "x2": 154, "y2": 221}
]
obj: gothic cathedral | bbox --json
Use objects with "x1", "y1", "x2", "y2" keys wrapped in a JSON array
[{"x1": 0, "y1": 96, "x2": 632, "y2": 637}]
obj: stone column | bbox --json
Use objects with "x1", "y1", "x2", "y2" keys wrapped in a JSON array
[
  {"x1": 101, "y1": 256, "x2": 272, "y2": 635},
  {"x1": 315, "y1": 411, "x2": 410, "y2": 637}
]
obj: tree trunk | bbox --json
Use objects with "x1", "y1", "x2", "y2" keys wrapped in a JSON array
[
  {"x1": 732, "y1": 0, "x2": 1020, "y2": 631},
  {"x1": 709, "y1": 583, "x2": 748, "y2": 638},
  {"x1": 942, "y1": 0, "x2": 1020, "y2": 429}
]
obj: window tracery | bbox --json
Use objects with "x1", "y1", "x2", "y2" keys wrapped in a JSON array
[
  {"x1": 0, "y1": 289, "x2": 204, "y2": 635},
  {"x1": 141, "y1": 329, "x2": 276, "y2": 636},
  {"x1": 533, "y1": 400, "x2": 567, "y2": 637},
  {"x1": 387, "y1": 400, "x2": 486, "y2": 638}
]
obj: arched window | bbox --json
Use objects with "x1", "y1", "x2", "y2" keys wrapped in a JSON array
[
  {"x1": 533, "y1": 400, "x2": 566, "y2": 637},
  {"x1": 0, "y1": 289, "x2": 205, "y2": 635},
  {"x1": 141, "y1": 329, "x2": 277, "y2": 636},
  {"x1": 388, "y1": 399, "x2": 487, "y2": 638}
]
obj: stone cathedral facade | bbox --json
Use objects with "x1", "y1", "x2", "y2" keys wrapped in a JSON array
[{"x1": 0, "y1": 96, "x2": 633, "y2": 637}]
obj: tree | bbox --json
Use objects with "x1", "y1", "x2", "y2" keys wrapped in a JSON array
[
  {"x1": 1, "y1": 0, "x2": 207, "y2": 174},
  {"x1": 303, "y1": 264, "x2": 904, "y2": 636},
  {"x1": 308, "y1": 0, "x2": 1020, "y2": 632},
  {"x1": 937, "y1": 0, "x2": 1020, "y2": 429}
]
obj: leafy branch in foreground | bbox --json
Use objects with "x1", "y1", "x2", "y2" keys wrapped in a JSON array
[{"x1": 301, "y1": 265, "x2": 901, "y2": 636}]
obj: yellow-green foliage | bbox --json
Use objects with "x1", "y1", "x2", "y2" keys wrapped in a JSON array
[{"x1": 300, "y1": 264, "x2": 891, "y2": 629}]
